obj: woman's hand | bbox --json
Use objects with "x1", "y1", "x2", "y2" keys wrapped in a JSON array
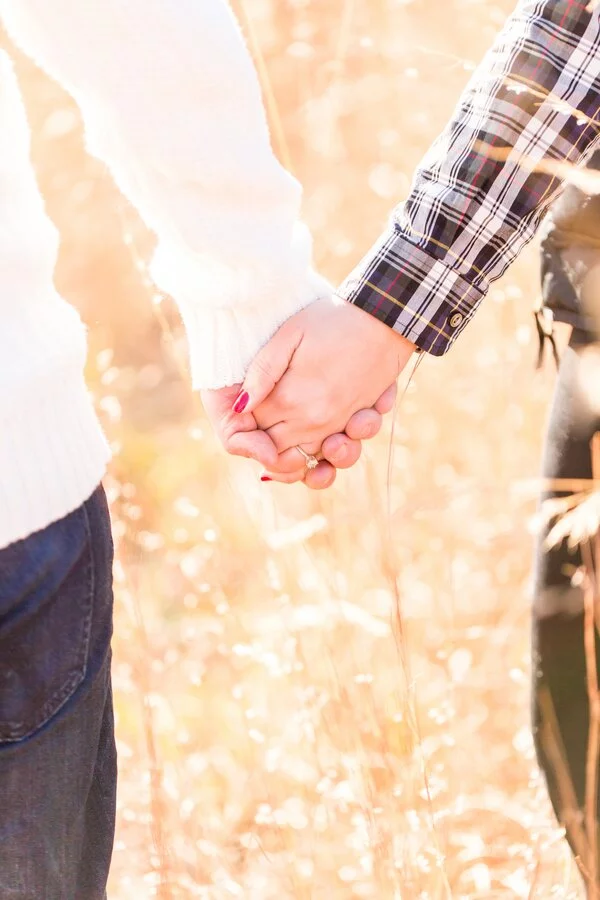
[{"x1": 200, "y1": 381, "x2": 397, "y2": 489}]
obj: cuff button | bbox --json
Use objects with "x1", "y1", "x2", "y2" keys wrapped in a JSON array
[{"x1": 448, "y1": 312, "x2": 464, "y2": 329}]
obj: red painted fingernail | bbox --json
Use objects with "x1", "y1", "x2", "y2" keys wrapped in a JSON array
[
  {"x1": 232, "y1": 390, "x2": 249, "y2": 414},
  {"x1": 260, "y1": 475, "x2": 272, "y2": 482}
]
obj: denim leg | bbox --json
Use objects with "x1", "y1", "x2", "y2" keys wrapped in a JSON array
[{"x1": 0, "y1": 486, "x2": 116, "y2": 900}]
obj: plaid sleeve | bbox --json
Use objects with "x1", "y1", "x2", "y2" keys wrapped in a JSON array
[{"x1": 337, "y1": 0, "x2": 600, "y2": 355}]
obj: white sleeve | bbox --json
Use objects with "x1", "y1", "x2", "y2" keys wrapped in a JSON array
[{"x1": 0, "y1": 0, "x2": 330, "y2": 387}]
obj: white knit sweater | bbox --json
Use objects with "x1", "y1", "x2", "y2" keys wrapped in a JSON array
[{"x1": 0, "y1": 0, "x2": 330, "y2": 550}]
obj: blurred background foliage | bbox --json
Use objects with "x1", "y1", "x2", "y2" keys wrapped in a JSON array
[{"x1": 2, "y1": 0, "x2": 586, "y2": 896}]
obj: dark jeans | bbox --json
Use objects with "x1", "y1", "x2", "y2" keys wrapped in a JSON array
[
  {"x1": 0, "y1": 486, "x2": 116, "y2": 899},
  {"x1": 532, "y1": 331, "x2": 600, "y2": 876}
]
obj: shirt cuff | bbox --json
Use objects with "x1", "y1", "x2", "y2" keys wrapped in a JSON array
[{"x1": 336, "y1": 228, "x2": 486, "y2": 356}]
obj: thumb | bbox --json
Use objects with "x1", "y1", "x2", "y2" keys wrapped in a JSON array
[{"x1": 233, "y1": 320, "x2": 303, "y2": 415}]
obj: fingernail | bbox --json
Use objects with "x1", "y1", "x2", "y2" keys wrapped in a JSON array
[
  {"x1": 260, "y1": 475, "x2": 272, "y2": 483},
  {"x1": 232, "y1": 390, "x2": 249, "y2": 414}
]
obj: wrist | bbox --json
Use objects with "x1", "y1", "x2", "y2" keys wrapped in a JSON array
[{"x1": 339, "y1": 297, "x2": 417, "y2": 354}]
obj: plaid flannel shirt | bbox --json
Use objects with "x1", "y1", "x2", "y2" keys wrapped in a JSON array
[{"x1": 338, "y1": 0, "x2": 600, "y2": 354}]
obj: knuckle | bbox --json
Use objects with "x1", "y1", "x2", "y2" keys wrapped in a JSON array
[{"x1": 222, "y1": 435, "x2": 236, "y2": 455}]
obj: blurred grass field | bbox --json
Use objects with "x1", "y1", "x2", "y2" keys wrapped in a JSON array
[{"x1": 3, "y1": 0, "x2": 588, "y2": 896}]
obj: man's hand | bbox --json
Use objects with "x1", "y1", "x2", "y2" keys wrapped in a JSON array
[
  {"x1": 259, "y1": 382, "x2": 398, "y2": 487},
  {"x1": 237, "y1": 297, "x2": 415, "y2": 453}
]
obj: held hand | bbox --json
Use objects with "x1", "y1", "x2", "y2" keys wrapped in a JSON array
[
  {"x1": 237, "y1": 297, "x2": 415, "y2": 453},
  {"x1": 200, "y1": 384, "x2": 279, "y2": 469},
  {"x1": 200, "y1": 381, "x2": 397, "y2": 487}
]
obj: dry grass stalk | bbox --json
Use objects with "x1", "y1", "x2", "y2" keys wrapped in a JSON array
[
  {"x1": 476, "y1": 139, "x2": 600, "y2": 195},
  {"x1": 581, "y1": 540, "x2": 600, "y2": 899},
  {"x1": 581, "y1": 435, "x2": 600, "y2": 898}
]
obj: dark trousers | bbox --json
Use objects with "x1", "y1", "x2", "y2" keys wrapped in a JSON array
[
  {"x1": 533, "y1": 331, "x2": 600, "y2": 876},
  {"x1": 0, "y1": 486, "x2": 116, "y2": 899}
]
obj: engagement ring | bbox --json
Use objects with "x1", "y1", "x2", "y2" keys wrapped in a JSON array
[{"x1": 295, "y1": 446, "x2": 320, "y2": 471}]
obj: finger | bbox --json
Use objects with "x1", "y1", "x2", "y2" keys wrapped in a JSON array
[
  {"x1": 261, "y1": 460, "x2": 337, "y2": 490},
  {"x1": 261, "y1": 441, "x2": 323, "y2": 475},
  {"x1": 264, "y1": 422, "x2": 325, "y2": 455},
  {"x1": 266, "y1": 435, "x2": 361, "y2": 474},
  {"x1": 226, "y1": 429, "x2": 279, "y2": 468},
  {"x1": 304, "y1": 461, "x2": 337, "y2": 490},
  {"x1": 201, "y1": 384, "x2": 279, "y2": 467},
  {"x1": 373, "y1": 382, "x2": 398, "y2": 415},
  {"x1": 320, "y1": 434, "x2": 362, "y2": 469},
  {"x1": 343, "y1": 408, "x2": 383, "y2": 442},
  {"x1": 260, "y1": 467, "x2": 305, "y2": 484},
  {"x1": 233, "y1": 320, "x2": 303, "y2": 415},
  {"x1": 256, "y1": 386, "x2": 395, "y2": 450}
]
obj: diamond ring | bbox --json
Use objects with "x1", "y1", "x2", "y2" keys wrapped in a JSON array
[{"x1": 296, "y1": 446, "x2": 320, "y2": 471}]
